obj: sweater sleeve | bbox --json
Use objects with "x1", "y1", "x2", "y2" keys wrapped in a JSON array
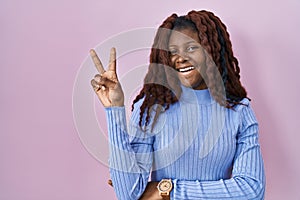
[
  {"x1": 105, "y1": 106, "x2": 154, "y2": 200},
  {"x1": 171, "y1": 104, "x2": 266, "y2": 200}
]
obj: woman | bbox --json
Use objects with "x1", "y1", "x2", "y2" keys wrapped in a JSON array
[{"x1": 91, "y1": 10, "x2": 265, "y2": 200}]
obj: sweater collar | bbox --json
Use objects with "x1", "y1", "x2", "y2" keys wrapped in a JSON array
[{"x1": 179, "y1": 85, "x2": 213, "y2": 105}]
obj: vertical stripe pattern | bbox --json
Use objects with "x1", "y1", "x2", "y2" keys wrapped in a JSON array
[{"x1": 105, "y1": 87, "x2": 265, "y2": 199}]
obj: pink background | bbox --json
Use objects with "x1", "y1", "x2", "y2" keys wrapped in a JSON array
[{"x1": 1, "y1": 0, "x2": 300, "y2": 199}]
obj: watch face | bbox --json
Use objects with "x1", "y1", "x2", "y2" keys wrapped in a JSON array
[{"x1": 159, "y1": 180, "x2": 172, "y2": 191}]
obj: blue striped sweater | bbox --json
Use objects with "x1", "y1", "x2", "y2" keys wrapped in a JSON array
[{"x1": 105, "y1": 86, "x2": 265, "y2": 199}]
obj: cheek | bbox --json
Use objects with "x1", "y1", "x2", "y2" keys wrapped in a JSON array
[
  {"x1": 195, "y1": 53, "x2": 206, "y2": 64},
  {"x1": 170, "y1": 56, "x2": 176, "y2": 66},
  {"x1": 170, "y1": 56, "x2": 176, "y2": 69},
  {"x1": 194, "y1": 48, "x2": 206, "y2": 63}
]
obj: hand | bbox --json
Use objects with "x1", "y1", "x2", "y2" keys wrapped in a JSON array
[
  {"x1": 90, "y1": 48, "x2": 124, "y2": 107},
  {"x1": 139, "y1": 182, "x2": 167, "y2": 200},
  {"x1": 108, "y1": 180, "x2": 166, "y2": 200}
]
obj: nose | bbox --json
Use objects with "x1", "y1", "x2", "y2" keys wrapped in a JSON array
[{"x1": 176, "y1": 53, "x2": 188, "y2": 64}]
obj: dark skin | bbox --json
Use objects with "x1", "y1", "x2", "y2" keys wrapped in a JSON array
[
  {"x1": 108, "y1": 179, "x2": 163, "y2": 200},
  {"x1": 169, "y1": 28, "x2": 208, "y2": 90},
  {"x1": 90, "y1": 28, "x2": 204, "y2": 199},
  {"x1": 109, "y1": 180, "x2": 165, "y2": 200},
  {"x1": 138, "y1": 182, "x2": 164, "y2": 200}
]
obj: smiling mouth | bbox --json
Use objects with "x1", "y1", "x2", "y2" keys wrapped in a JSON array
[{"x1": 176, "y1": 66, "x2": 195, "y2": 73}]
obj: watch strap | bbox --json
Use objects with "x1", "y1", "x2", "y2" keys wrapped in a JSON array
[{"x1": 161, "y1": 193, "x2": 170, "y2": 200}]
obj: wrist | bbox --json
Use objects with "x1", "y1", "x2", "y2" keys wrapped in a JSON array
[
  {"x1": 111, "y1": 101, "x2": 124, "y2": 107},
  {"x1": 157, "y1": 179, "x2": 173, "y2": 200}
]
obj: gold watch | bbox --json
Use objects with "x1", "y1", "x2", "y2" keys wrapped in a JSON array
[{"x1": 157, "y1": 179, "x2": 173, "y2": 199}]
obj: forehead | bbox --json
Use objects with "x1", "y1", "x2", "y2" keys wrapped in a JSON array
[{"x1": 168, "y1": 28, "x2": 200, "y2": 46}]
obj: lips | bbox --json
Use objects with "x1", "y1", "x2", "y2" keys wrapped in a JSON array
[{"x1": 176, "y1": 66, "x2": 195, "y2": 73}]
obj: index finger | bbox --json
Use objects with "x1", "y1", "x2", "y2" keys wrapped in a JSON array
[{"x1": 90, "y1": 49, "x2": 105, "y2": 74}]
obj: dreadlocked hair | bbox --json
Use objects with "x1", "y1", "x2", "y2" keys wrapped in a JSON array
[{"x1": 132, "y1": 10, "x2": 248, "y2": 129}]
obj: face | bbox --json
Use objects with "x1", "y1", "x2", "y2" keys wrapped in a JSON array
[{"x1": 168, "y1": 28, "x2": 207, "y2": 90}]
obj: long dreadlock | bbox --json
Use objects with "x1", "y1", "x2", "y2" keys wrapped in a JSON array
[{"x1": 132, "y1": 10, "x2": 248, "y2": 128}]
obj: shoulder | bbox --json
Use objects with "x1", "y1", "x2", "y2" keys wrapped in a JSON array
[
  {"x1": 233, "y1": 98, "x2": 259, "y2": 132},
  {"x1": 130, "y1": 98, "x2": 165, "y2": 129},
  {"x1": 233, "y1": 98, "x2": 251, "y2": 111},
  {"x1": 130, "y1": 97, "x2": 144, "y2": 125}
]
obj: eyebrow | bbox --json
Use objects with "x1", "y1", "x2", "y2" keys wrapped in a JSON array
[{"x1": 168, "y1": 40, "x2": 199, "y2": 47}]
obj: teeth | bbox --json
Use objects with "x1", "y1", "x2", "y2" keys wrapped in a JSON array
[{"x1": 178, "y1": 66, "x2": 195, "y2": 72}]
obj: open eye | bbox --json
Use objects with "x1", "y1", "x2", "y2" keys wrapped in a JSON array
[
  {"x1": 169, "y1": 49, "x2": 177, "y2": 55},
  {"x1": 187, "y1": 46, "x2": 198, "y2": 52}
]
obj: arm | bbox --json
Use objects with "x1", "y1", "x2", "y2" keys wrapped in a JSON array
[
  {"x1": 170, "y1": 104, "x2": 265, "y2": 200},
  {"x1": 106, "y1": 105, "x2": 156, "y2": 199},
  {"x1": 90, "y1": 48, "x2": 155, "y2": 199}
]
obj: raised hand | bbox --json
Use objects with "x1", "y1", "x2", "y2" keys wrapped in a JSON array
[{"x1": 90, "y1": 48, "x2": 124, "y2": 107}]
